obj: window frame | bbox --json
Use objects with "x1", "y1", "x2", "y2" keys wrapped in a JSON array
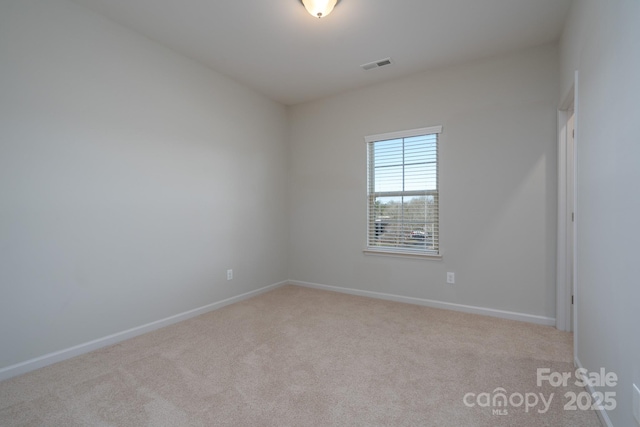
[{"x1": 363, "y1": 125, "x2": 443, "y2": 260}]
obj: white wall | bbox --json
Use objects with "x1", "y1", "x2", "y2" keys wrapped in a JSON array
[
  {"x1": 0, "y1": 0, "x2": 289, "y2": 369},
  {"x1": 288, "y1": 44, "x2": 559, "y2": 320},
  {"x1": 560, "y1": 1, "x2": 640, "y2": 425}
]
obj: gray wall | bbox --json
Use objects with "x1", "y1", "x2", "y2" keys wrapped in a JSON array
[
  {"x1": 560, "y1": 0, "x2": 640, "y2": 425},
  {"x1": 0, "y1": 0, "x2": 289, "y2": 369},
  {"x1": 288, "y1": 44, "x2": 559, "y2": 319}
]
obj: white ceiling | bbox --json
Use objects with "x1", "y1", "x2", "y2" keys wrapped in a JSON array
[{"x1": 71, "y1": 0, "x2": 572, "y2": 105}]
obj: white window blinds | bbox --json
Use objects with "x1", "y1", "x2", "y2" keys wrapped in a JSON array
[{"x1": 366, "y1": 126, "x2": 441, "y2": 256}]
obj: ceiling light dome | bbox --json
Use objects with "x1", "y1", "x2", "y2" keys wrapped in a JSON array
[{"x1": 300, "y1": 0, "x2": 340, "y2": 18}]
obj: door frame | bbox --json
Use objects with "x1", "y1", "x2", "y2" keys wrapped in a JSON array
[
  {"x1": 556, "y1": 72, "x2": 579, "y2": 361},
  {"x1": 557, "y1": 72, "x2": 578, "y2": 325}
]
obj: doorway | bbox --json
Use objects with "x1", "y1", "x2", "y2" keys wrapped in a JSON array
[{"x1": 557, "y1": 77, "x2": 578, "y2": 339}]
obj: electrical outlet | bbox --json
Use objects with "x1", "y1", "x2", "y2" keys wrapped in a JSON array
[
  {"x1": 447, "y1": 272, "x2": 455, "y2": 284},
  {"x1": 226, "y1": 269, "x2": 233, "y2": 280},
  {"x1": 633, "y1": 383, "x2": 640, "y2": 426}
]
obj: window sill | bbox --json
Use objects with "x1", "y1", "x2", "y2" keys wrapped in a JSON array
[{"x1": 363, "y1": 249, "x2": 442, "y2": 261}]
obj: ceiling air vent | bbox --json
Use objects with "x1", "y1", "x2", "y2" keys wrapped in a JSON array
[{"x1": 361, "y1": 57, "x2": 393, "y2": 71}]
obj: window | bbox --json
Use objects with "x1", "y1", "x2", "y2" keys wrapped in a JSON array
[{"x1": 365, "y1": 126, "x2": 441, "y2": 258}]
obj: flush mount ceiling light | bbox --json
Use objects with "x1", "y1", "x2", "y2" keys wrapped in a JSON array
[{"x1": 299, "y1": 0, "x2": 341, "y2": 18}]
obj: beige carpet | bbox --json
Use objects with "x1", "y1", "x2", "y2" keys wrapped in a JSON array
[{"x1": 0, "y1": 285, "x2": 601, "y2": 426}]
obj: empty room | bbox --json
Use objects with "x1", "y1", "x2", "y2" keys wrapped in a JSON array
[{"x1": 1, "y1": 0, "x2": 638, "y2": 426}]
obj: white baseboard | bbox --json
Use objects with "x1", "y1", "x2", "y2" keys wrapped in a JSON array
[
  {"x1": 0, "y1": 281, "x2": 288, "y2": 382},
  {"x1": 574, "y1": 357, "x2": 614, "y2": 427},
  {"x1": 289, "y1": 280, "x2": 556, "y2": 326},
  {"x1": 0, "y1": 279, "x2": 556, "y2": 382}
]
